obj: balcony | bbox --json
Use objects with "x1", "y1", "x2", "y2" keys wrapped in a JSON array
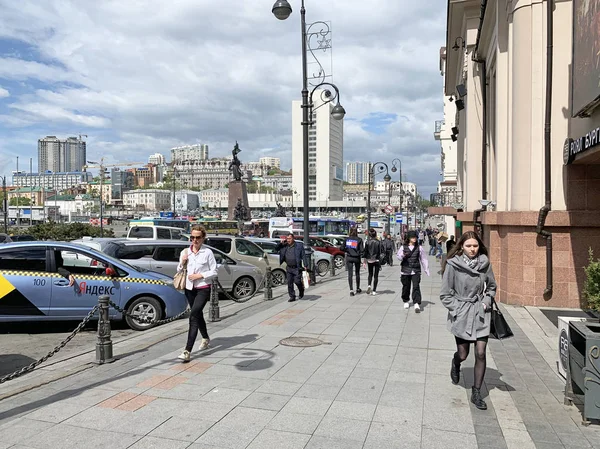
[
  {"x1": 434, "y1": 120, "x2": 444, "y2": 140},
  {"x1": 428, "y1": 190, "x2": 463, "y2": 216}
]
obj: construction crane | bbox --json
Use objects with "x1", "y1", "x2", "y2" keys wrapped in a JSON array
[{"x1": 83, "y1": 158, "x2": 145, "y2": 236}]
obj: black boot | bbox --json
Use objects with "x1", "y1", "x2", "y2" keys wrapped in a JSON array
[
  {"x1": 450, "y1": 356, "x2": 460, "y2": 385},
  {"x1": 471, "y1": 387, "x2": 487, "y2": 410}
]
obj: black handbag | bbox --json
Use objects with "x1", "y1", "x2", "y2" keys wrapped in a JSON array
[{"x1": 489, "y1": 297, "x2": 513, "y2": 339}]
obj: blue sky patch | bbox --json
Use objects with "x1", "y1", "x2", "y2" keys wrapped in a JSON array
[{"x1": 360, "y1": 112, "x2": 398, "y2": 135}]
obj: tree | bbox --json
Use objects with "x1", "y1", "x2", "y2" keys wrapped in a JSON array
[
  {"x1": 10, "y1": 197, "x2": 31, "y2": 206},
  {"x1": 25, "y1": 222, "x2": 115, "y2": 240}
]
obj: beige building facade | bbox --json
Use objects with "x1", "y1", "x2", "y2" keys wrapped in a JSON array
[{"x1": 443, "y1": 0, "x2": 600, "y2": 308}]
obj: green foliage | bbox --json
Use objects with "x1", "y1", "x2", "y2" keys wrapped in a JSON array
[
  {"x1": 17, "y1": 222, "x2": 115, "y2": 241},
  {"x1": 584, "y1": 248, "x2": 600, "y2": 311},
  {"x1": 10, "y1": 197, "x2": 32, "y2": 206}
]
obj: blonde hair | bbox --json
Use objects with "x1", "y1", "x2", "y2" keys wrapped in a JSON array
[{"x1": 191, "y1": 225, "x2": 207, "y2": 238}]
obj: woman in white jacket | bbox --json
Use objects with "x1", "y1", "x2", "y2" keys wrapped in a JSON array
[{"x1": 177, "y1": 225, "x2": 218, "y2": 362}]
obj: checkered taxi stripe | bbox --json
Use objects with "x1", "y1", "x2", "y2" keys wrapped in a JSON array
[{"x1": 0, "y1": 270, "x2": 168, "y2": 285}]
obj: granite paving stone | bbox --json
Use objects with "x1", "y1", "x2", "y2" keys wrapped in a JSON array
[{"x1": 0, "y1": 257, "x2": 594, "y2": 449}]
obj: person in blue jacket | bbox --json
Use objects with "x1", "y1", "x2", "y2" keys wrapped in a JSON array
[{"x1": 276, "y1": 233, "x2": 306, "y2": 302}]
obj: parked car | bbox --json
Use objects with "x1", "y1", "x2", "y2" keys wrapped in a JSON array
[
  {"x1": 0, "y1": 241, "x2": 188, "y2": 331},
  {"x1": 204, "y1": 235, "x2": 271, "y2": 273},
  {"x1": 317, "y1": 235, "x2": 349, "y2": 250},
  {"x1": 97, "y1": 240, "x2": 263, "y2": 300},
  {"x1": 10, "y1": 235, "x2": 37, "y2": 242},
  {"x1": 308, "y1": 237, "x2": 346, "y2": 269},
  {"x1": 127, "y1": 225, "x2": 185, "y2": 240},
  {"x1": 248, "y1": 237, "x2": 333, "y2": 276}
]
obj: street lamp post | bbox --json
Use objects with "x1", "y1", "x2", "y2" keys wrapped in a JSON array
[
  {"x1": 366, "y1": 162, "x2": 391, "y2": 232},
  {"x1": 272, "y1": 0, "x2": 346, "y2": 275},
  {"x1": 0, "y1": 176, "x2": 7, "y2": 234},
  {"x1": 391, "y1": 158, "x2": 403, "y2": 236}
]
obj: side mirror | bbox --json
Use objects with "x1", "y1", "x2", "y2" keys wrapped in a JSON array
[{"x1": 105, "y1": 267, "x2": 117, "y2": 277}]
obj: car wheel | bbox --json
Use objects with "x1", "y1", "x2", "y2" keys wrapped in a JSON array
[
  {"x1": 334, "y1": 255, "x2": 345, "y2": 270},
  {"x1": 316, "y1": 260, "x2": 329, "y2": 276},
  {"x1": 232, "y1": 276, "x2": 256, "y2": 300},
  {"x1": 271, "y1": 269, "x2": 286, "y2": 286},
  {"x1": 125, "y1": 296, "x2": 163, "y2": 331}
]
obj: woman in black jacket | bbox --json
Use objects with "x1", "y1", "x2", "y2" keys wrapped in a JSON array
[
  {"x1": 363, "y1": 228, "x2": 382, "y2": 296},
  {"x1": 341, "y1": 227, "x2": 364, "y2": 296}
]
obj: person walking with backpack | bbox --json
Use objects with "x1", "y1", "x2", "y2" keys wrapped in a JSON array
[
  {"x1": 341, "y1": 227, "x2": 363, "y2": 296},
  {"x1": 363, "y1": 228, "x2": 382, "y2": 296},
  {"x1": 397, "y1": 230, "x2": 429, "y2": 313},
  {"x1": 440, "y1": 231, "x2": 497, "y2": 411}
]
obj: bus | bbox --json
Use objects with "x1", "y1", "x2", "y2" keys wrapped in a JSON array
[
  {"x1": 242, "y1": 219, "x2": 270, "y2": 237},
  {"x1": 193, "y1": 219, "x2": 238, "y2": 235},
  {"x1": 269, "y1": 217, "x2": 356, "y2": 238},
  {"x1": 128, "y1": 217, "x2": 191, "y2": 232}
]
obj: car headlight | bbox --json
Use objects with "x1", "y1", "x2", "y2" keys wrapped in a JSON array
[{"x1": 163, "y1": 279, "x2": 174, "y2": 286}]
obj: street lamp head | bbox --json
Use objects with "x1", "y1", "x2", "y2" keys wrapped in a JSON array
[
  {"x1": 383, "y1": 174, "x2": 391, "y2": 182},
  {"x1": 272, "y1": 0, "x2": 292, "y2": 20},
  {"x1": 331, "y1": 103, "x2": 346, "y2": 120},
  {"x1": 391, "y1": 166, "x2": 397, "y2": 173}
]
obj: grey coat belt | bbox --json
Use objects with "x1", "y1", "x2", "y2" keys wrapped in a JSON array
[{"x1": 453, "y1": 294, "x2": 485, "y2": 338}]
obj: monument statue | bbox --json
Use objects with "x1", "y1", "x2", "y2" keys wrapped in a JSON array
[
  {"x1": 273, "y1": 202, "x2": 286, "y2": 217},
  {"x1": 234, "y1": 198, "x2": 247, "y2": 234},
  {"x1": 228, "y1": 141, "x2": 243, "y2": 181}
]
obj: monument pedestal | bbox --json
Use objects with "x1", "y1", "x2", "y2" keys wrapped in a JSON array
[{"x1": 228, "y1": 181, "x2": 250, "y2": 221}]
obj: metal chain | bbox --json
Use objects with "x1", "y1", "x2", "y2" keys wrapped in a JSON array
[
  {"x1": 0, "y1": 305, "x2": 99, "y2": 384},
  {"x1": 107, "y1": 300, "x2": 189, "y2": 325}
]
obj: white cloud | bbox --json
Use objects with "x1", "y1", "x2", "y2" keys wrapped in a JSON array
[
  {"x1": 0, "y1": 0, "x2": 446, "y2": 195},
  {"x1": 0, "y1": 87, "x2": 8, "y2": 98}
]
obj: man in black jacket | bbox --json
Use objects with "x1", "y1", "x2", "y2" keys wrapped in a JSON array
[
  {"x1": 276, "y1": 233, "x2": 306, "y2": 302},
  {"x1": 341, "y1": 227, "x2": 363, "y2": 296},
  {"x1": 382, "y1": 234, "x2": 396, "y2": 266}
]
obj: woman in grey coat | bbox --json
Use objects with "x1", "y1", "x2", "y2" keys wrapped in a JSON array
[{"x1": 440, "y1": 231, "x2": 497, "y2": 410}]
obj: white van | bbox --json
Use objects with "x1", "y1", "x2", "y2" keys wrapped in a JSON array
[{"x1": 127, "y1": 225, "x2": 186, "y2": 240}]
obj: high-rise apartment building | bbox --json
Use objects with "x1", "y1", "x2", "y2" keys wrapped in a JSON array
[
  {"x1": 38, "y1": 136, "x2": 86, "y2": 173},
  {"x1": 346, "y1": 162, "x2": 370, "y2": 184},
  {"x1": 259, "y1": 157, "x2": 281, "y2": 169},
  {"x1": 148, "y1": 153, "x2": 166, "y2": 165},
  {"x1": 291, "y1": 90, "x2": 344, "y2": 202},
  {"x1": 170, "y1": 144, "x2": 209, "y2": 164}
]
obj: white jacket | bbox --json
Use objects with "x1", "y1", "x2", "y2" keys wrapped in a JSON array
[{"x1": 178, "y1": 245, "x2": 218, "y2": 290}]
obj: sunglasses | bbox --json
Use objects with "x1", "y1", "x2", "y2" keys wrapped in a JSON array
[{"x1": 190, "y1": 236, "x2": 204, "y2": 240}]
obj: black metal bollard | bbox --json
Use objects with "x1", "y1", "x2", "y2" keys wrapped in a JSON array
[
  {"x1": 330, "y1": 258, "x2": 336, "y2": 277},
  {"x1": 264, "y1": 266, "x2": 273, "y2": 301},
  {"x1": 310, "y1": 259, "x2": 317, "y2": 285},
  {"x1": 209, "y1": 278, "x2": 221, "y2": 322},
  {"x1": 95, "y1": 295, "x2": 115, "y2": 364}
]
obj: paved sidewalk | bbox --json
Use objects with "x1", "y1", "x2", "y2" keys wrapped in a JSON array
[{"x1": 1, "y1": 257, "x2": 600, "y2": 449}]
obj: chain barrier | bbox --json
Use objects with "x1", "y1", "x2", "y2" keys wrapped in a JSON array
[
  {"x1": 107, "y1": 300, "x2": 190, "y2": 325},
  {"x1": 0, "y1": 305, "x2": 100, "y2": 384}
]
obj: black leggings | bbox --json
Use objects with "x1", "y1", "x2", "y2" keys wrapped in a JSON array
[
  {"x1": 346, "y1": 258, "x2": 361, "y2": 290},
  {"x1": 184, "y1": 288, "x2": 211, "y2": 351},
  {"x1": 367, "y1": 262, "x2": 380, "y2": 291},
  {"x1": 453, "y1": 336, "x2": 488, "y2": 389}
]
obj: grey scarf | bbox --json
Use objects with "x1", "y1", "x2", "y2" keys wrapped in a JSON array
[{"x1": 463, "y1": 254, "x2": 479, "y2": 270}]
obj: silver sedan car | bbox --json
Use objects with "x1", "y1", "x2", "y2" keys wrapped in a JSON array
[{"x1": 85, "y1": 239, "x2": 263, "y2": 300}]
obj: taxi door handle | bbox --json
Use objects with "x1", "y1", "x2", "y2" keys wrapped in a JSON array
[
  {"x1": 154, "y1": 265, "x2": 163, "y2": 269},
  {"x1": 54, "y1": 280, "x2": 69, "y2": 286}
]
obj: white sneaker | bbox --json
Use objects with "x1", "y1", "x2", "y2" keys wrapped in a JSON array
[
  {"x1": 404, "y1": 303, "x2": 410, "y2": 309},
  {"x1": 414, "y1": 304, "x2": 421, "y2": 313},
  {"x1": 366, "y1": 285, "x2": 372, "y2": 294},
  {"x1": 371, "y1": 291, "x2": 378, "y2": 296},
  {"x1": 177, "y1": 350, "x2": 191, "y2": 362},
  {"x1": 199, "y1": 339, "x2": 210, "y2": 350}
]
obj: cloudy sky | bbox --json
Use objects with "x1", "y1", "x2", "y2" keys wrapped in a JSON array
[{"x1": 0, "y1": 0, "x2": 446, "y2": 197}]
